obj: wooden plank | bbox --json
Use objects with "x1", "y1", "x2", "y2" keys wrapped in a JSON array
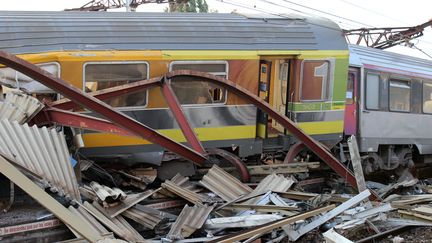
[
  {"x1": 348, "y1": 135, "x2": 373, "y2": 207},
  {"x1": 207, "y1": 205, "x2": 335, "y2": 243}
]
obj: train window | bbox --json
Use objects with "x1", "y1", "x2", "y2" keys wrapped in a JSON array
[
  {"x1": 346, "y1": 73, "x2": 354, "y2": 105},
  {"x1": 0, "y1": 62, "x2": 60, "y2": 94},
  {"x1": 300, "y1": 60, "x2": 331, "y2": 101},
  {"x1": 170, "y1": 61, "x2": 227, "y2": 105},
  {"x1": 365, "y1": 73, "x2": 380, "y2": 110},
  {"x1": 423, "y1": 82, "x2": 432, "y2": 114},
  {"x1": 389, "y1": 79, "x2": 410, "y2": 112},
  {"x1": 84, "y1": 62, "x2": 148, "y2": 108}
]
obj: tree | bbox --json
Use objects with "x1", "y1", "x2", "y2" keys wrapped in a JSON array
[{"x1": 168, "y1": 0, "x2": 209, "y2": 13}]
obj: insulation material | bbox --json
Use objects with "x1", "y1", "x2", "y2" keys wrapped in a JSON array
[
  {"x1": 200, "y1": 165, "x2": 253, "y2": 202},
  {"x1": 0, "y1": 90, "x2": 43, "y2": 124},
  {"x1": 0, "y1": 120, "x2": 81, "y2": 201}
]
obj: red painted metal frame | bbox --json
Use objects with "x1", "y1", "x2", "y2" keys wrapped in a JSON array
[
  {"x1": 207, "y1": 148, "x2": 250, "y2": 183},
  {"x1": 166, "y1": 70, "x2": 379, "y2": 199},
  {"x1": 0, "y1": 51, "x2": 206, "y2": 165},
  {"x1": 160, "y1": 78, "x2": 206, "y2": 154},
  {"x1": 283, "y1": 141, "x2": 306, "y2": 164},
  {"x1": 33, "y1": 107, "x2": 134, "y2": 137}
]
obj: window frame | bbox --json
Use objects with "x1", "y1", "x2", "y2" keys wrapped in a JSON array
[
  {"x1": 82, "y1": 61, "x2": 150, "y2": 110},
  {"x1": 364, "y1": 71, "x2": 381, "y2": 111},
  {"x1": 388, "y1": 78, "x2": 411, "y2": 113},
  {"x1": 299, "y1": 59, "x2": 334, "y2": 102},
  {"x1": 422, "y1": 80, "x2": 432, "y2": 114},
  {"x1": 169, "y1": 60, "x2": 229, "y2": 106}
]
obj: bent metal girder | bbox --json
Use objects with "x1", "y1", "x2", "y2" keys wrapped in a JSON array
[{"x1": 0, "y1": 51, "x2": 207, "y2": 165}]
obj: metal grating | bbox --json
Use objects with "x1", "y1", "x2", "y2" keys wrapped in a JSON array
[
  {"x1": 200, "y1": 165, "x2": 253, "y2": 202},
  {"x1": 0, "y1": 120, "x2": 81, "y2": 201},
  {"x1": 0, "y1": 90, "x2": 43, "y2": 124},
  {"x1": 167, "y1": 204, "x2": 214, "y2": 240}
]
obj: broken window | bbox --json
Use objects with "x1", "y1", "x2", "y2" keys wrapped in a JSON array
[
  {"x1": 423, "y1": 82, "x2": 432, "y2": 114},
  {"x1": 84, "y1": 62, "x2": 148, "y2": 108},
  {"x1": 0, "y1": 62, "x2": 60, "y2": 94},
  {"x1": 300, "y1": 60, "x2": 331, "y2": 101},
  {"x1": 170, "y1": 61, "x2": 227, "y2": 105},
  {"x1": 389, "y1": 79, "x2": 410, "y2": 112}
]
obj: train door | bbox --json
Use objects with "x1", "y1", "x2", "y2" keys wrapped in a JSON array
[
  {"x1": 344, "y1": 67, "x2": 359, "y2": 135},
  {"x1": 272, "y1": 60, "x2": 290, "y2": 133},
  {"x1": 257, "y1": 60, "x2": 272, "y2": 138}
]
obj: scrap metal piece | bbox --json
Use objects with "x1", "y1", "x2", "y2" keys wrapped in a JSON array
[
  {"x1": 82, "y1": 201, "x2": 148, "y2": 242},
  {"x1": 245, "y1": 173, "x2": 295, "y2": 204},
  {"x1": 68, "y1": 205, "x2": 112, "y2": 238},
  {"x1": 0, "y1": 89, "x2": 44, "y2": 124},
  {"x1": 323, "y1": 228, "x2": 353, "y2": 243},
  {"x1": 205, "y1": 214, "x2": 283, "y2": 229},
  {"x1": 0, "y1": 120, "x2": 81, "y2": 201},
  {"x1": 207, "y1": 205, "x2": 335, "y2": 243},
  {"x1": 90, "y1": 181, "x2": 126, "y2": 204},
  {"x1": 0, "y1": 155, "x2": 102, "y2": 242},
  {"x1": 167, "y1": 204, "x2": 214, "y2": 240},
  {"x1": 162, "y1": 180, "x2": 209, "y2": 206},
  {"x1": 285, "y1": 190, "x2": 372, "y2": 241},
  {"x1": 200, "y1": 165, "x2": 253, "y2": 202},
  {"x1": 122, "y1": 206, "x2": 164, "y2": 230}
]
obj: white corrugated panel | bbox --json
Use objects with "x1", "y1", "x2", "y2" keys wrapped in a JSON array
[
  {"x1": 0, "y1": 90, "x2": 44, "y2": 124},
  {"x1": 0, "y1": 120, "x2": 81, "y2": 201}
]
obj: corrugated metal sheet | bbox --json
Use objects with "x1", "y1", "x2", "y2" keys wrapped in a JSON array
[
  {"x1": 0, "y1": 90, "x2": 43, "y2": 124},
  {"x1": 68, "y1": 205, "x2": 111, "y2": 237},
  {"x1": 200, "y1": 165, "x2": 253, "y2": 202},
  {"x1": 90, "y1": 181, "x2": 126, "y2": 204},
  {"x1": 162, "y1": 180, "x2": 209, "y2": 206},
  {"x1": 167, "y1": 204, "x2": 214, "y2": 240},
  {"x1": 349, "y1": 44, "x2": 432, "y2": 78},
  {"x1": 245, "y1": 174, "x2": 295, "y2": 204},
  {"x1": 122, "y1": 206, "x2": 164, "y2": 230},
  {"x1": 0, "y1": 120, "x2": 81, "y2": 201},
  {"x1": 82, "y1": 201, "x2": 148, "y2": 242},
  {"x1": 0, "y1": 11, "x2": 347, "y2": 54}
]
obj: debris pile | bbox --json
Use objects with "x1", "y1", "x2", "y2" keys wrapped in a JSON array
[{"x1": 1, "y1": 92, "x2": 432, "y2": 243}]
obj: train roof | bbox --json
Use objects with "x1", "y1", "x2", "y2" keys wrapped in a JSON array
[
  {"x1": 349, "y1": 44, "x2": 432, "y2": 79},
  {"x1": 0, "y1": 11, "x2": 347, "y2": 54}
]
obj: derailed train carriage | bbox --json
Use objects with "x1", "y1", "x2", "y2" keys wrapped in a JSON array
[
  {"x1": 0, "y1": 11, "x2": 431, "y2": 177},
  {"x1": 0, "y1": 11, "x2": 349, "y2": 169}
]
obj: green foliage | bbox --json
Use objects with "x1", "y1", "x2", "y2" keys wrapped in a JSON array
[{"x1": 170, "y1": 0, "x2": 209, "y2": 13}]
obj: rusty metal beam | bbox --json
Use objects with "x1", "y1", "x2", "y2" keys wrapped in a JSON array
[
  {"x1": 166, "y1": 70, "x2": 380, "y2": 200},
  {"x1": 51, "y1": 76, "x2": 162, "y2": 110},
  {"x1": 33, "y1": 107, "x2": 134, "y2": 137},
  {"x1": 160, "y1": 79, "x2": 206, "y2": 155},
  {"x1": 0, "y1": 51, "x2": 206, "y2": 165}
]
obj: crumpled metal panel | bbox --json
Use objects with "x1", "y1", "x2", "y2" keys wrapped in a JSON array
[
  {"x1": 90, "y1": 181, "x2": 126, "y2": 204},
  {"x1": 0, "y1": 120, "x2": 81, "y2": 201},
  {"x1": 0, "y1": 90, "x2": 43, "y2": 124},
  {"x1": 200, "y1": 165, "x2": 253, "y2": 202},
  {"x1": 167, "y1": 204, "x2": 214, "y2": 240},
  {"x1": 245, "y1": 174, "x2": 295, "y2": 204}
]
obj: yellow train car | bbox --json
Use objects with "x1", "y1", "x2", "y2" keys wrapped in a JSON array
[{"x1": 0, "y1": 11, "x2": 349, "y2": 165}]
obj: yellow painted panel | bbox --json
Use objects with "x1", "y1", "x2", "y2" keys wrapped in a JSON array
[
  {"x1": 293, "y1": 120, "x2": 344, "y2": 135},
  {"x1": 256, "y1": 123, "x2": 266, "y2": 138},
  {"x1": 82, "y1": 125, "x2": 256, "y2": 148}
]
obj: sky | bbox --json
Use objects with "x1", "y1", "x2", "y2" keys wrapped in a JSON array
[{"x1": 1, "y1": 0, "x2": 431, "y2": 59}]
